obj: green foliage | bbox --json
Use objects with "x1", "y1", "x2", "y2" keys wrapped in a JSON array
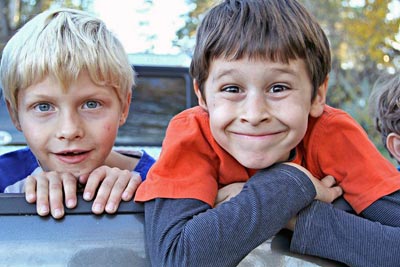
[
  {"x1": 174, "y1": 0, "x2": 400, "y2": 161},
  {"x1": 0, "y1": 0, "x2": 88, "y2": 53}
]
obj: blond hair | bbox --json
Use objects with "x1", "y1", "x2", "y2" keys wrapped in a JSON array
[{"x1": 0, "y1": 8, "x2": 134, "y2": 117}]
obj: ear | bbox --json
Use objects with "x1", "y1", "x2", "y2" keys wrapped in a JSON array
[
  {"x1": 6, "y1": 100, "x2": 22, "y2": 131},
  {"x1": 386, "y1": 133, "x2": 400, "y2": 162},
  {"x1": 119, "y1": 90, "x2": 132, "y2": 126},
  {"x1": 309, "y1": 76, "x2": 329, "y2": 118},
  {"x1": 193, "y1": 79, "x2": 208, "y2": 111}
]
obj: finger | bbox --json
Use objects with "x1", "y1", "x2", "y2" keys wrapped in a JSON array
[
  {"x1": 121, "y1": 172, "x2": 142, "y2": 201},
  {"x1": 103, "y1": 170, "x2": 132, "y2": 214},
  {"x1": 83, "y1": 166, "x2": 107, "y2": 201},
  {"x1": 79, "y1": 173, "x2": 90, "y2": 185},
  {"x1": 317, "y1": 185, "x2": 343, "y2": 203},
  {"x1": 48, "y1": 172, "x2": 65, "y2": 219},
  {"x1": 62, "y1": 173, "x2": 78, "y2": 209},
  {"x1": 35, "y1": 172, "x2": 50, "y2": 216},
  {"x1": 320, "y1": 175, "x2": 337, "y2": 187},
  {"x1": 90, "y1": 168, "x2": 117, "y2": 214},
  {"x1": 331, "y1": 185, "x2": 344, "y2": 200},
  {"x1": 24, "y1": 175, "x2": 37, "y2": 203}
]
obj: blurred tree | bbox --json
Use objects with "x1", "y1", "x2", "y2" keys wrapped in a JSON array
[
  {"x1": 0, "y1": 0, "x2": 90, "y2": 53},
  {"x1": 174, "y1": 0, "x2": 400, "y2": 161},
  {"x1": 302, "y1": 0, "x2": 399, "y2": 159}
]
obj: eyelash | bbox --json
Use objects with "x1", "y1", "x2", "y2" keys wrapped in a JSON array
[
  {"x1": 221, "y1": 85, "x2": 241, "y2": 93},
  {"x1": 33, "y1": 103, "x2": 53, "y2": 112},
  {"x1": 269, "y1": 84, "x2": 290, "y2": 93},
  {"x1": 221, "y1": 84, "x2": 290, "y2": 94}
]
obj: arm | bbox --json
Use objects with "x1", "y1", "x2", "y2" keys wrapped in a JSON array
[
  {"x1": 144, "y1": 164, "x2": 316, "y2": 267},
  {"x1": 291, "y1": 200, "x2": 400, "y2": 267},
  {"x1": 361, "y1": 190, "x2": 400, "y2": 227}
]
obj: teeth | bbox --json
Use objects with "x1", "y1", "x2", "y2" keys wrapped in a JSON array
[{"x1": 63, "y1": 151, "x2": 82, "y2": 155}]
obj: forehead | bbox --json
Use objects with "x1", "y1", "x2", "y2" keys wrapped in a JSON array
[
  {"x1": 208, "y1": 57, "x2": 309, "y2": 81},
  {"x1": 19, "y1": 71, "x2": 114, "y2": 98}
]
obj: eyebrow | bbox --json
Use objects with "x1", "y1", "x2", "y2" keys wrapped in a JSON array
[
  {"x1": 212, "y1": 65, "x2": 299, "y2": 82},
  {"x1": 212, "y1": 69, "x2": 238, "y2": 82}
]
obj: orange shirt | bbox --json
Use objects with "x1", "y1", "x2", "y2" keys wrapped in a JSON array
[{"x1": 135, "y1": 105, "x2": 400, "y2": 213}]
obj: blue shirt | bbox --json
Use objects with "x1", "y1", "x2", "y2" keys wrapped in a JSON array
[{"x1": 0, "y1": 147, "x2": 155, "y2": 193}]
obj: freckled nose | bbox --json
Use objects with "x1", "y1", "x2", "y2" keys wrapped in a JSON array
[{"x1": 56, "y1": 112, "x2": 84, "y2": 140}]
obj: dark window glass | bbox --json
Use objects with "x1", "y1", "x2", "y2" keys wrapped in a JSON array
[{"x1": 116, "y1": 75, "x2": 187, "y2": 145}]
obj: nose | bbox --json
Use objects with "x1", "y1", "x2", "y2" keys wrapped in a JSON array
[
  {"x1": 240, "y1": 91, "x2": 271, "y2": 125},
  {"x1": 55, "y1": 110, "x2": 84, "y2": 140}
]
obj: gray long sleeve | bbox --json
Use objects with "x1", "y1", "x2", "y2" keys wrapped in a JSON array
[
  {"x1": 291, "y1": 200, "x2": 400, "y2": 267},
  {"x1": 143, "y1": 164, "x2": 316, "y2": 267}
]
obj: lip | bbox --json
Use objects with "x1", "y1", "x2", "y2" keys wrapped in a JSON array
[
  {"x1": 230, "y1": 131, "x2": 284, "y2": 139},
  {"x1": 54, "y1": 149, "x2": 91, "y2": 164}
]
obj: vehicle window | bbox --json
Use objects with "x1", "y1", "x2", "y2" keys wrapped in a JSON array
[
  {"x1": 117, "y1": 74, "x2": 188, "y2": 146},
  {"x1": 0, "y1": 65, "x2": 194, "y2": 150}
]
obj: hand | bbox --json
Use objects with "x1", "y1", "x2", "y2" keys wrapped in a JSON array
[
  {"x1": 25, "y1": 171, "x2": 78, "y2": 219},
  {"x1": 215, "y1": 182, "x2": 245, "y2": 207},
  {"x1": 284, "y1": 162, "x2": 343, "y2": 203},
  {"x1": 79, "y1": 166, "x2": 141, "y2": 214}
]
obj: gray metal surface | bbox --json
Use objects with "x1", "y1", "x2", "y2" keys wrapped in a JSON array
[{"x1": 0, "y1": 194, "x2": 346, "y2": 267}]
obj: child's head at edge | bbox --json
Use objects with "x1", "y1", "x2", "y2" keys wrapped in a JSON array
[
  {"x1": 369, "y1": 73, "x2": 400, "y2": 163},
  {"x1": 0, "y1": 8, "x2": 134, "y2": 125},
  {"x1": 189, "y1": 0, "x2": 331, "y2": 103}
]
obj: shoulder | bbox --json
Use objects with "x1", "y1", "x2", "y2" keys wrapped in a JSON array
[
  {"x1": 0, "y1": 147, "x2": 37, "y2": 166},
  {"x1": 133, "y1": 150, "x2": 156, "y2": 181},
  {"x1": 171, "y1": 106, "x2": 210, "y2": 127},
  {"x1": 308, "y1": 105, "x2": 361, "y2": 133},
  {"x1": 0, "y1": 147, "x2": 39, "y2": 192},
  {"x1": 167, "y1": 106, "x2": 213, "y2": 142}
]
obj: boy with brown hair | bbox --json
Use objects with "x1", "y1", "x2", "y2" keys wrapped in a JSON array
[{"x1": 135, "y1": 0, "x2": 400, "y2": 266}]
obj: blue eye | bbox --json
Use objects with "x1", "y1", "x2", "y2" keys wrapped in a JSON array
[
  {"x1": 84, "y1": 101, "x2": 100, "y2": 109},
  {"x1": 34, "y1": 103, "x2": 52, "y2": 112}
]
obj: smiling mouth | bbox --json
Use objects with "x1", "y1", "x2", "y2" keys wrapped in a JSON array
[
  {"x1": 232, "y1": 131, "x2": 284, "y2": 137},
  {"x1": 54, "y1": 150, "x2": 91, "y2": 164},
  {"x1": 58, "y1": 151, "x2": 87, "y2": 156}
]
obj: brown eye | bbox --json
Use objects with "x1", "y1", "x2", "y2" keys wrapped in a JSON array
[
  {"x1": 269, "y1": 84, "x2": 289, "y2": 93},
  {"x1": 222, "y1": 86, "x2": 240, "y2": 93}
]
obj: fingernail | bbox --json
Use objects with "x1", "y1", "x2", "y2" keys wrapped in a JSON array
[
  {"x1": 93, "y1": 203, "x2": 103, "y2": 213},
  {"x1": 39, "y1": 205, "x2": 49, "y2": 214},
  {"x1": 106, "y1": 202, "x2": 116, "y2": 213},
  {"x1": 53, "y1": 208, "x2": 63, "y2": 218},
  {"x1": 83, "y1": 192, "x2": 92, "y2": 200},
  {"x1": 66, "y1": 199, "x2": 76, "y2": 208},
  {"x1": 26, "y1": 194, "x2": 35, "y2": 202}
]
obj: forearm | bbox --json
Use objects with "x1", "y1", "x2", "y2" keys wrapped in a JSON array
[
  {"x1": 144, "y1": 164, "x2": 316, "y2": 267},
  {"x1": 291, "y1": 200, "x2": 400, "y2": 267},
  {"x1": 361, "y1": 190, "x2": 400, "y2": 227}
]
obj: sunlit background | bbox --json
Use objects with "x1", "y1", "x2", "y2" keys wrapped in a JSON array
[{"x1": 0, "y1": 0, "x2": 399, "y2": 161}]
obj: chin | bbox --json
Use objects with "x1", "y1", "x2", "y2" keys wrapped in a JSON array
[{"x1": 240, "y1": 159, "x2": 276, "y2": 170}]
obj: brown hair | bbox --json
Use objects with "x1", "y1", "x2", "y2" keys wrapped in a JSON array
[{"x1": 190, "y1": 0, "x2": 331, "y2": 100}]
